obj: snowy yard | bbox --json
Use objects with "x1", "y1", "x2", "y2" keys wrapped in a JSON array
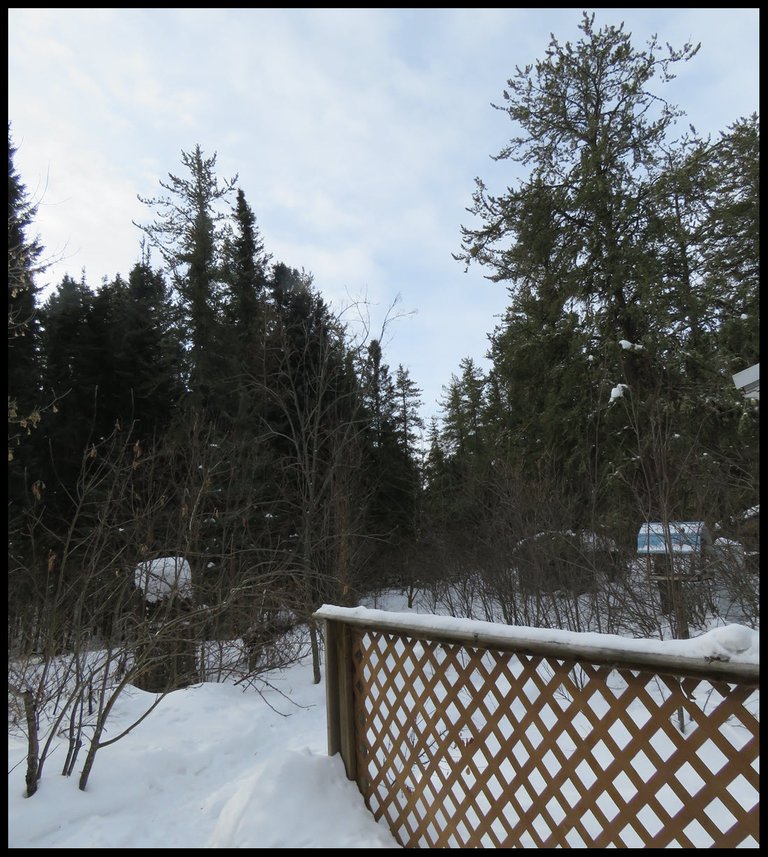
[
  {"x1": 8, "y1": 656, "x2": 396, "y2": 848},
  {"x1": 7, "y1": 591, "x2": 759, "y2": 848}
]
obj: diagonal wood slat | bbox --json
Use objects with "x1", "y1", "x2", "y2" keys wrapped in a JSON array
[{"x1": 342, "y1": 626, "x2": 759, "y2": 849}]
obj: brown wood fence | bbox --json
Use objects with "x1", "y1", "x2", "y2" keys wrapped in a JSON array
[{"x1": 314, "y1": 606, "x2": 759, "y2": 848}]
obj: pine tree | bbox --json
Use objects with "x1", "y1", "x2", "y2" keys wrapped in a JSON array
[{"x1": 697, "y1": 115, "x2": 759, "y2": 370}]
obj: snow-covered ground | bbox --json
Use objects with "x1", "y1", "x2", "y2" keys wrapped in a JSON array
[
  {"x1": 7, "y1": 590, "x2": 759, "y2": 848},
  {"x1": 8, "y1": 656, "x2": 397, "y2": 848}
]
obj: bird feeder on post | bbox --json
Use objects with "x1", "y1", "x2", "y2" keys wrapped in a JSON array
[{"x1": 637, "y1": 522, "x2": 713, "y2": 640}]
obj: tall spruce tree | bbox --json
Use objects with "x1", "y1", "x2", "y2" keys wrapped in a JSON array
[
  {"x1": 393, "y1": 365, "x2": 424, "y2": 461},
  {"x1": 36, "y1": 273, "x2": 96, "y2": 519},
  {"x1": 359, "y1": 345, "x2": 421, "y2": 556},
  {"x1": 135, "y1": 145, "x2": 237, "y2": 415},
  {"x1": 120, "y1": 255, "x2": 183, "y2": 437},
  {"x1": 457, "y1": 14, "x2": 700, "y2": 356},
  {"x1": 223, "y1": 188, "x2": 271, "y2": 333},
  {"x1": 8, "y1": 124, "x2": 45, "y2": 456},
  {"x1": 9, "y1": 123, "x2": 47, "y2": 553},
  {"x1": 262, "y1": 264, "x2": 371, "y2": 680},
  {"x1": 191, "y1": 192, "x2": 274, "y2": 591},
  {"x1": 454, "y1": 13, "x2": 720, "y2": 531},
  {"x1": 361, "y1": 339, "x2": 396, "y2": 448},
  {"x1": 440, "y1": 357, "x2": 487, "y2": 460},
  {"x1": 221, "y1": 188, "x2": 272, "y2": 424},
  {"x1": 390, "y1": 364, "x2": 424, "y2": 542}
]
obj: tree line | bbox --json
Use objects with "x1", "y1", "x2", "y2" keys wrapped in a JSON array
[
  {"x1": 8, "y1": 135, "x2": 425, "y2": 681},
  {"x1": 9, "y1": 13, "x2": 760, "y2": 653}
]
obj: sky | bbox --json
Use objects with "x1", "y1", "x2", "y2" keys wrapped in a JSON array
[
  {"x1": 8, "y1": 590, "x2": 758, "y2": 848},
  {"x1": 7, "y1": 8, "x2": 760, "y2": 423}
]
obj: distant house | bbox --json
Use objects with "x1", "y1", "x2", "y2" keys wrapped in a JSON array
[{"x1": 637, "y1": 521, "x2": 712, "y2": 580}]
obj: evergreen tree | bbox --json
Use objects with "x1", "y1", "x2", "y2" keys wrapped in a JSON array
[
  {"x1": 220, "y1": 188, "x2": 272, "y2": 424},
  {"x1": 452, "y1": 13, "x2": 746, "y2": 532},
  {"x1": 697, "y1": 115, "x2": 759, "y2": 370},
  {"x1": 39, "y1": 266, "x2": 175, "y2": 442},
  {"x1": 136, "y1": 145, "x2": 237, "y2": 414},
  {"x1": 361, "y1": 339, "x2": 396, "y2": 448},
  {"x1": 423, "y1": 417, "x2": 447, "y2": 489},
  {"x1": 223, "y1": 188, "x2": 271, "y2": 331},
  {"x1": 36, "y1": 273, "x2": 96, "y2": 518},
  {"x1": 440, "y1": 357, "x2": 487, "y2": 459},
  {"x1": 485, "y1": 302, "x2": 598, "y2": 489},
  {"x1": 429, "y1": 358, "x2": 494, "y2": 550},
  {"x1": 457, "y1": 12, "x2": 701, "y2": 390},
  {"x1": 119, "y1": 254, "x2": 184, "y2": 438},
  {"x1": 183, "y1": 192, "x2": 274, "y2": 594},
  {"x1": 70, "y1": 257, "x2": 183, "y2": 443},
  {"x1": 8, "y1": 124, "x2": 45, "y2": 453},
  {"x1": 393, "y1": 365, "x2": 424, "y2": 460},
  {"x1": 262, "y1": 265, "x2": 372, "y2": 679},
  {"x1": 9, "y1": 123, "x2": 47, "y2": 557}
]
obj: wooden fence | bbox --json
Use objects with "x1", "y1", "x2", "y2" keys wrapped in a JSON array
[{"x1": 314, "y1": 606, "x2": 759, "y2": 848}]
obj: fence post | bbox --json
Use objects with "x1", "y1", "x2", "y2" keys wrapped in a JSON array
[{"x1": 322, "y1": 618, "x2": 357, "y2": 781}]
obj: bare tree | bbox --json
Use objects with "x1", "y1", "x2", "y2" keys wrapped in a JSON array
[{"x1": 7, "y1": 413, "x2": 312, "y2": 795}]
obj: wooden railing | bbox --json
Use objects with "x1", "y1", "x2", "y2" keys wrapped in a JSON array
[{"x1": 314, "y1": 606, "x2": 759, "y2": 848}]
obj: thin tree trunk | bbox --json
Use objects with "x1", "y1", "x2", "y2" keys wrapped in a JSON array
[
  {"x1": 22, "y1": 690, "x2": 40, "y2": 798},
  {"x1": 308, "y1": 618, "x2": 321, "y2": 685}
]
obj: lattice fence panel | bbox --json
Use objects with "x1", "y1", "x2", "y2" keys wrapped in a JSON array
[{"x1": 349, "y1": 629, "x2": 759, "y2": 848}]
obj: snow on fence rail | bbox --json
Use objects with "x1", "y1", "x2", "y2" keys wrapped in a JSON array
[{"x1": 314, "y1": 606, "x2": 759, "y2": 849}]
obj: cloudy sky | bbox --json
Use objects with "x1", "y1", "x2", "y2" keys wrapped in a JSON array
[{"x1": 8, "y1": 8, "x2": 759, "y2": 422}]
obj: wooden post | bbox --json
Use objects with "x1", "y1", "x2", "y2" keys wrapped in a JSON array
[{"x1": 322, "y1": 619, "x2": 357, "y2": 781}]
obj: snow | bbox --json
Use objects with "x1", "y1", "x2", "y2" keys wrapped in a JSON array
[
  {"x1": 8, "y1": 591, "x2": 759, "y2": 848},
  {"x1": 8, "y1": 659, "x2": 397, "y2": 849},
  {"x1": 521, "y1": 529, "x2": 618, "y2": 551},
  {"x1": 134, "y1": 556, "x2": 194, "y2": 604},
  {"x1": 609, "y1": 382, "x2": 629, "y2": 401},
  {"x1": 618, "y1": 339, "x2": 643, "y2": 351},
  {"x1": 315, "y1": 605, "x2": 759, "y2": 665}
]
